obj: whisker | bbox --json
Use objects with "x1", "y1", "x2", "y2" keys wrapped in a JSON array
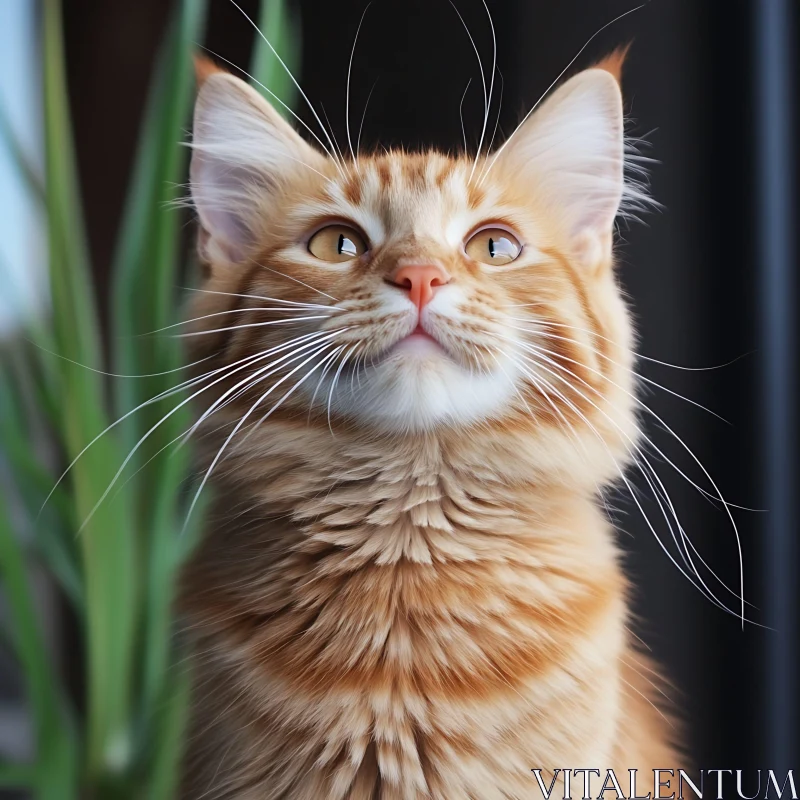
[
  {"x1": 507, "y1": 322, "x2": 730, "y2": 423},
  {"x1": 513, "y1": 315, "x2": 750, "y2": 371},
  {"x1": 30, "y1": 340, "x2": 215, "y2": 379},
  {"x1": 327, "y1": 342, "x2": 360, "y2": 435},
  {"x1": 459, "y1": 78, "x2": 473, "y2": 153},
  {"x1": 507, "y1": 340, "x2": 749, "y2": 624},
  {"x1": 479, "y1": 3, "x2": 646, "y2": 186},
  {"x1": 504, "y1": 347, "x2": 749, "y2": 620},
  {"x1": 183, "y1": 339, "x2": 342, "y2": 529},
  {"x1": 67, "y1": 330, "x2": 338, "y2": 530},
  {"x1": 484, "y1": 67, "x2": 504, "y2": 156},
  {"x1": 307, "y1": 345, "x2": 347, "y2": 422},
  {"x1": 145, "y1": 306, "x2": 338, "y2": 335},
  {"x1": 516, "y1": 334, "x2": 752, "y2": 513},
  {"x1": 320, "y1": 103, "x2": 349, "y2": 175},
  {"x1": 346, "y1": 4, "x2": 371, "y2": 165},
  {"x1": 198, "y1": 46, "x2": 341, "y2": 175},
  {"x1": 448, "y1": 1, "x2": 487, "y2": 166},
  {"x1": 181, "y1": 329, "x2": 349, "y2": 447},
  {"x1": 225, "y1": 0, "x2": 346, "y2": 174},
  {"x1": 182, "y1": 286, "x2": 340, "y2": 311},
  {"x1": 521, "y1": 341, "x2": 756, "y2": 611},
  {"x1": 470, "y1": 0, "x2": 497, "y2": 181},
  {"x1": 356, "y1": 79, "x2": 378, "y2": 157},
  {"x1": 249, "y1": 258, "x2": 339, "y2": 302},
  {"x1": 171, "y1": 314, "x2": 331, "y2": 338},
  {"x1": 241, "y1": 345, "x2": 342, "y2": 448},
  {"x1": 39, "y1": 342, "x2": 293, "y2": 515}
]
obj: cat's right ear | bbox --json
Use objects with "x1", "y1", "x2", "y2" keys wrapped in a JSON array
[{"x1": 190, "y1": 57, "x2": 325, "y2": 265}]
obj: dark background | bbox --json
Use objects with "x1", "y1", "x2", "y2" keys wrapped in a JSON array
[{"x1": 62, "y1": 0, "x2": 798, "y2": 774}]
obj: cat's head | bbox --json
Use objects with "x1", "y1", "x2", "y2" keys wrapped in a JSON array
[{"x1": 187, "y1": 53, "x2": 643, "y2": 477}]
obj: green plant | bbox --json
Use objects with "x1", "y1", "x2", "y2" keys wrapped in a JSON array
[{"x1": 0, "y1": 0, "x2": 299, "y2": 796}]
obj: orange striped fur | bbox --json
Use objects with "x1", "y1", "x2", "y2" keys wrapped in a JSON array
[{"x1": 179, "y1": 56, "x2": 680, "y2": 798}]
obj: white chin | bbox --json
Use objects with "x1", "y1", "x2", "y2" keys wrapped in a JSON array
[{"x1": 319, "y1": 346, "x2": 520, "y2": 432}]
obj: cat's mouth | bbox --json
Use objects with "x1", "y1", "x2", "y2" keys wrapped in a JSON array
[{"x1": 387, "y1": 322, "x2": 450, "y2": 359}]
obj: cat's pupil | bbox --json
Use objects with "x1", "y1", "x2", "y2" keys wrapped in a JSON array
[
  {"x1": 338, "y1": 234, "x2": 357, "y2": 257},
  {"x1": 489, "y1": 237, "x2": 495, "y2": 258}
]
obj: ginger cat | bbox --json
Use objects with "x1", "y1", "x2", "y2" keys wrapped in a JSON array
[{"x1": 179, "y1": 51, "x2": 679, "y2": 799}]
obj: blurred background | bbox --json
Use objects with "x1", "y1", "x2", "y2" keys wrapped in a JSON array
[{"x1": 0, "y1": 0, "x2": 797, "y2": 797}]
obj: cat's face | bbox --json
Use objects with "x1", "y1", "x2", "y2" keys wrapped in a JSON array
[{"x1": 187, "y1": 57, "x2": 640, "y2": 466}]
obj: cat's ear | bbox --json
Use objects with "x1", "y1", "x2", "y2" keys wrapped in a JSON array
[
  {"x1": 190, "y1": 58, "x2": 325, "y2": 264},
  {"x1": 493, "y1": 56, "x2": 627, "y2": 267}
]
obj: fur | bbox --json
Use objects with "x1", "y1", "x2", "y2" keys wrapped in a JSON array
[{"x1": 179, "y1": 53, "x2": 680, "y2": 799}]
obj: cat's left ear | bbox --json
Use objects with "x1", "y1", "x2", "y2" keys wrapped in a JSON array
[
  {"x1": 190, "y1": 57, "x2": 326, "y2": 265},
  {"x1": 493, "y1": 51, "x2": 629, "y2": 269}
]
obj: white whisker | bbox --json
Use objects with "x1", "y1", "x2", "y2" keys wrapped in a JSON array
[
  {"x1": 182, "y1": 329, "x2": 349, "y2": 447},
  {"x1": 307, "y1": 345, "x2": 347, "y2": 422},
  {"x1": 68, "y1": 330, "x2": 338, "y2": 530},
  {"x1": 198, "y1": 45, "x2": 342, "y2": 175},
  {"x1": 470, "y1": 0, "x2": 497, "y2": 180},
  {"x1": 346, "y1": 4, "x2": 371, "y2": 165},
  {"x1": 523, "y1": 341, "x2": 755, "y2": 611},
  {"x1": 39, "y1": 342, "x2": 292, "y2": 516},
  {"x1": 479, "y1": 4, "x2": 646, "y2": 186},
  {"x1": 147, "y1": 306, "x2": 338, "y2": 335},
  {"x1": 514, "y1": 315, "x2": 749, "y2": 371},
  {"x1": 225, "y1": 0, "x2": 345, "y2": 174},
  {"x1": 448, "y1": 2, "x2": 487, "y2": 168},
  {"x1": 504, "y1": 346, "x2": 748, "y2": 620},
  {"x1": 31, "y1": 341, "x2": 215, "y2": 379},
  {"x1": 505, "y1": 338, "x2": 748, "y2": 625},
  {"x1": 183, "y1": 286, "x2": 340, "y2": 311},
  {"x1": 356, "y1": 79, "x2": 378, "y2": 157},
  {"x1": 172, "y1": 314, "x2": 331, "y2": 338},
  {"x1": 459, "y1": 78, "x2": 473, "y2": 153},
  {"x1": 250, "y1": 259, "x2": 339, "y2": 302},
  {"x1": 507, "y1": 322, "x2": 730, "y2": 423},
  {"x1": 485, "y1": 67, "x2": 504, "y2": 155},
  {"x1": 320, "y1": 103, "x2": 349, "y2": 175},
  {"x1": 183, "y1": 339, "x2": 342, "y2": 529},
  {"x1": 327, "y1": 342, "x2": 360, "y2": 435}
]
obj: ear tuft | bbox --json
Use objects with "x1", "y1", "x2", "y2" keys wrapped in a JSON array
[
  {"x1": 194, "y1": 54, "x2": 225, "y2": 87},
  {"x1": 593, "y1": 43, "x2": 632, "y2": 83}
]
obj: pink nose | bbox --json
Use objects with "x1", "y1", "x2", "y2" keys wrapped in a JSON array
[{"x1": 389, "y1": 264, "x2": 450, "y2": 310}]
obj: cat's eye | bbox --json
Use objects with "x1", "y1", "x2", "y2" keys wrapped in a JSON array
[
  {"x1": 464, "y1": 227, "x2": 522, "y2": 266},
  {"x1": 307, "y1": 224, "x2": 367, "y2": 262}
]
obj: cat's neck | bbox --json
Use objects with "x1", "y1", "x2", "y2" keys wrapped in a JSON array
[
  {"x1": 183, "y1": 415, "x2": 624, "y2": 707},
  {"x1": 194, "y1": 415, "x2": 613, "y2": 572}
]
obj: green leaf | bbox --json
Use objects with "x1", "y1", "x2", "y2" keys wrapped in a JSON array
[
  {"x1": 108, "y1": 1, "x2": 207, "y2": 792},
  {"x1": 42, "y1": 0, "x2": 138, "y2": 782},
  {"x1": 146, "y1": 665, "x2": 193, "y2": 800},
  {"x1": 250, "y1": 0, "x2": 301, "y2": 117},
  {"x1": 0, "y1": 762, "x2": 34, "y2": 789},
  {"x1": 0, "y1": 493, "x2": 78, "y2": 799}
]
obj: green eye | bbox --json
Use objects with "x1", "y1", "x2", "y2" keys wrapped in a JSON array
[
  {"x1": 465, "y1": 227, "x2": 522, "y2": 265},
  {"x1": 308, "y1": 224, "x2": 367, "y2": 262}
]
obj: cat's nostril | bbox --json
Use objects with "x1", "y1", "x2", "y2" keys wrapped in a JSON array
[{"x1": 388, "y1": 264, "x2": 450, "y2": 311}]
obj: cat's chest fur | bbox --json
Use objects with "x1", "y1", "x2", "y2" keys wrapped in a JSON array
[{"x1": 180, "y1": 421, "x2": 628, "y2": 798}]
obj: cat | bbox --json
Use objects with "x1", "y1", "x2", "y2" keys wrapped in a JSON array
[{"x1": 178, "y1": 48, "x2": 681, "y2": 799}]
